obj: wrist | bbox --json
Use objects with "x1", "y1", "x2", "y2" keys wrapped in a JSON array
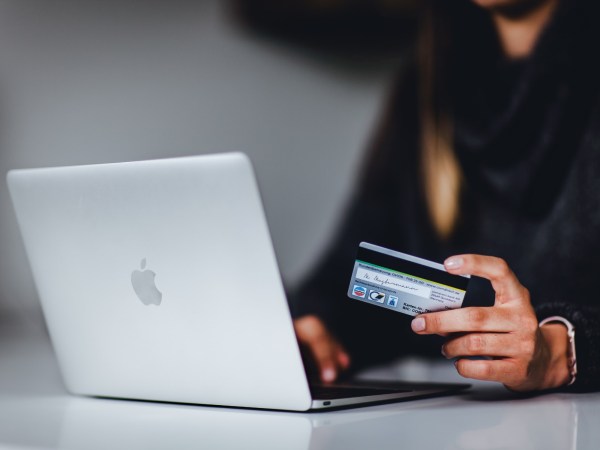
[{"x1": 539, "y1": 323, "x2": 571, "y2": 389}]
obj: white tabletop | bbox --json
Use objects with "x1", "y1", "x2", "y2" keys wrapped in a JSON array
[{"x1": 0, "y1": 329, "x2": 597, "y2": 450}]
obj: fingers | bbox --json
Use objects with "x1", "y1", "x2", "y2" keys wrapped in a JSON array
[
  {"x1": 454, "y1": 358, "x2": 525, "y2": 387},
  {"x1": 442, "y1": 333, "x2": 527, "y2": 359},
  {"x1": 444, "y1": 254, "x2": 527, "y2": 304},
  {"x1": 409, "y1": 254, "x2": 552, "y2": 391},
  {"x1": 294, "y1": 315, "x2": 350, "y2": 383},
  {"x1": 311, "y1": 339, "x2": 349, "y2": 382},
  {"x1": 411, "y1": 307, "x2": 515, "y2": 335}
]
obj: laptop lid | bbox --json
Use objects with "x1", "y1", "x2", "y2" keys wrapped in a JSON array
[{"x1": 7, "y1": 153, "x2": 313, "y2": 411}]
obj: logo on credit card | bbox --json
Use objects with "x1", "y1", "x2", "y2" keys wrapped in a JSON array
[
  {"x1": 369, "y1": 290, "x2": 386, "y2": 303},
  {"x1": 347, "y1": 242, "x2": 470, "y2": 317},
  {"x1": 352, "y1": 285, "x2": 367, "y2": 298}
]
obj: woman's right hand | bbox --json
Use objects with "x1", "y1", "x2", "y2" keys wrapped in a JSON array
[{"x1": 293, "y1": 315, "x2": 350, "y2": 383}]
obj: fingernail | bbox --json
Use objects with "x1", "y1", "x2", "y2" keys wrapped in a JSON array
[
  {"x1": 322, "y1": 368, "x2": 335, "y2": 382},
  {"x1": 339, "y1": 352, "x2": 350, "y2": 368},
  {"x1": 411, "y1": 317, "x2": 426, "y2": 332},
  {"x1": 441, "y1": 346, "x2": 447, "y2": 357},
  {"x1": 444, "y1": 257, "x2": 464, "y2": 269}
]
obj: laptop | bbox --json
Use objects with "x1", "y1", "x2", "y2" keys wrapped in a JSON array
[{"x1": 7, "y1": 153, "x2": 468, "y2": 411}]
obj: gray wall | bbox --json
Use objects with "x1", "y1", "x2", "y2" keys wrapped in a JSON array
[{"x1": 0, "y1": 0, "x2": 398, "y2": 330}]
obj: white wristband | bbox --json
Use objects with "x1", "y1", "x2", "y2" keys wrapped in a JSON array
[{"x1": 539, "y1": 316, "x2": 577, "y2": 386}]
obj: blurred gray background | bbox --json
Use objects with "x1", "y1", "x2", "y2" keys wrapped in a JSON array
[{"x1": 0, "y1": 0, "x2": 405, "y2": 332}]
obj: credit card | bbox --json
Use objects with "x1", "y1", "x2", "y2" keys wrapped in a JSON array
[{"x1": 347, "y1": 242, "x2": 470, "y2": 317}]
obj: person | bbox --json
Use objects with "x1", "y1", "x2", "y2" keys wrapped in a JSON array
[{"x1": 291, "y1": 0, "x2": 600, "y2": 392}]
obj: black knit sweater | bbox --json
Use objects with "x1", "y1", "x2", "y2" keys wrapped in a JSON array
[{"x1": 290, "y1": 0, "x2": 600, "y2": 391}]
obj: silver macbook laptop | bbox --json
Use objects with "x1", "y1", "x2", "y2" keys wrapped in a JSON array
[{"x1": 7, "y1": 153, "x2": 468, "y2": 411}]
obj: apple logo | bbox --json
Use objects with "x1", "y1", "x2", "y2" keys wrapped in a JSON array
[{"x1": 131, "y1": 258, "x2": 163, "y2": 306}]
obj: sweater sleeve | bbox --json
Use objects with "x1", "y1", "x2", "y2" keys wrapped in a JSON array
[
  {"x1": 535, "y1": 302, "x2": 600, "y2": 392},
  {"x1": 288, "y1": 66, "x2": 445, "y2": 369},
  {"x1": 287, "y1": 169, "x2": 427, "y2": 369}
]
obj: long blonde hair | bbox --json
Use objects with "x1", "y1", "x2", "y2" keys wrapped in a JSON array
[{"x1": 418, "y1": 1, "x2": 462, "y2": 240}]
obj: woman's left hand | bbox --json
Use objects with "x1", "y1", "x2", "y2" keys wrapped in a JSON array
[{"x1": 411, "y1": 254, "x2": 570, "y2": 392}]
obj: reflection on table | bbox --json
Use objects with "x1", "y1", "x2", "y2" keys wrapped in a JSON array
[{"x1": 0, "y1": 332, "x2": 594, "y2": 450}]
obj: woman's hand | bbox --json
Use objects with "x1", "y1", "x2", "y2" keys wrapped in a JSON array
[
  {"x1": 411, "y1": 254, "x2": 571, "y2": 391},
  {"x1": 294, "y1": 315, "x2": 350, "y2": 383}
]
